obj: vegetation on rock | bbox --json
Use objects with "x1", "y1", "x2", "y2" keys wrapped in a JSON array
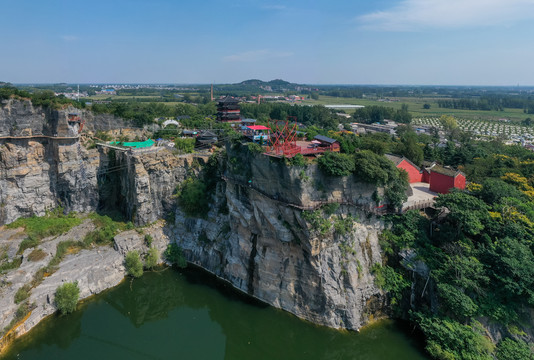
[
  {"x1": 144, "y1": 247, "x2": 159, "y2": 269},
  {"x1": 55, "y1": 282, "x2": 80, "y2": 314},
  {"x1": 177, "y1": 177, "x2": 209, "y2": 217},
  {"x1": 125, "y1": 251, "x2": 143, "y2": 278},
  {"x1": 8, "y1": 208, "x2": 82, "y2": 254},
  {"x1": 318, "y1": 151, "x2": 355, "y2": 176},
  {"x1": 164, "y1": 243, "x2": 187, "y2": 268},
  {"x1": 174, "y1": 138, "x2": 195, "y2": 153}
]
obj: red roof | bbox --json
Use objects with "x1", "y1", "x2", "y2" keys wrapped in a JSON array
[{"x1": 247, "y1": 125, "x2": 271, "y2": 131}]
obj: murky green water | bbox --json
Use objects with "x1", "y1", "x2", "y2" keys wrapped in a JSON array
[{"x1": 3, "y1": 267, "x2": 428, "y2": 360}]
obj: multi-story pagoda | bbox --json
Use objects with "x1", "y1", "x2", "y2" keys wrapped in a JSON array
[{"x1": 216, "y1": 96, "x2": 241, "y2": 123}]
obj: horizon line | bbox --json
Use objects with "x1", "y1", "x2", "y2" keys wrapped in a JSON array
[{"x1": 8, "y1": 82, "x2": 534, "y2": 88}]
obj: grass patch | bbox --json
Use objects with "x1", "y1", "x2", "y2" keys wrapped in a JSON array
[
  {"x1": 27, "y1": 249, "x2": 47, "y2": 262},
  {"x1": 49, "y1": 241, "x2": 85, "y2": 270},
  {"x1": 8, "y1": 208, "x2": 82, "y2": 244},
  {"x1": 83, "y1": 213, "x2": 126, "y2": 247},
  {"x1": 0, "y1": 257, "x2": 22, "y2": 273},
  {"x1": 14, "y1": 284, "x2": 31, "y2": 304},
  {"x1": 17, "y1": 237, "x2": 40, "y2": 255}
]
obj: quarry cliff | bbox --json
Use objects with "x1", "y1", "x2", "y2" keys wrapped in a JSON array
[{"x1": 0, "y1": 99, "x2": 389, "y2": 346}]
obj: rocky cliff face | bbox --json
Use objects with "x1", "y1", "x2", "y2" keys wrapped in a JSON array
[
  {"x1": 0, "y1": 139, "x2": 99, "y2": 224},
  {"x1": 0, "y1": 99, "x2": 199, "y2": 225},
  {"x1": 0, "y1": 98, "x2": 128, "y2": 137},
  {"x1": 117, "y1": 151, "x2": 204, "y2": 225},
  {"x1": 170, "y1": 149, "x2": 387, "y2": 330}
]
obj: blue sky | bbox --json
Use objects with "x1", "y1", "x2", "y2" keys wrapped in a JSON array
[{"x1": 1, "y1": 0, "x2": 534, "y2": 85}]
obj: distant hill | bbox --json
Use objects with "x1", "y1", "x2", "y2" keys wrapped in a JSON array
[
  {"x1": 238, "y1": 79, "x2": 295, "y2": 87},
  {"x1": 238, "y1": 79, "x2": 265, "y2": 86},
  {"x1": 267, "y1": 79, "x2": 292, "y2": 86}
]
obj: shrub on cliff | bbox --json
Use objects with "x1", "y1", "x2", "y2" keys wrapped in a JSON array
[
  {"x1": 83, "y1": 213, "x2": 122, "y2": 246},
  {"x1": 144, "y1": 247, "x2": 159, "y2": 269},
  {"x1": 318, "y1": 151, "x2": 355, "y2": 176},
  {"x1": 353, "y1": 150, "x2": 395, "y2": 185},
  {"x1": 496, "y1": 338, "x2": 534, "y2": 360},
  {"x1": 384, "y1": 168, "x2": 409, "y2": 209},
  {"x1": 177, "y1": 178, "x2": 209, "y2": 217},
  {"x1": 174, "y1": 138, "x2": 195, "y2": 153},
  {"x1": 285, "y1": 153, "x2": 307, "y2": 167},
  {"x1": 125, "y1": 251, "x2": 143, "y2": 278},
  {"x1": 164, "y1": 243, "x2": 187, "y2": 268},
  {"x1": 55, "y1": 282, "x2": 80, "y2": 314}
]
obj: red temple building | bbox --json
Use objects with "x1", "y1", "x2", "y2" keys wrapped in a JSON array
[
  {"x1": 385, "y1": 154, "x2": 422, "y2": 183},
  {"x1": 386, "y1": 154, "x2": 466, "y2": 194},
  {"x1": 428, "y1": 166, "x2": 466, "y2": 194}
]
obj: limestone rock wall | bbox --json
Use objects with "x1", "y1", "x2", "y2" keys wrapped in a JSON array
[
  {"x1": 0, "y1": 100, "x2": 54, "y2": 137},
  {"x1": 0, "y1": 139, "x2": 100, "y2": 224},
  {"x1": 0, "y1": 99, "x2": 131, "y2": 138},
  {"x1": 116, "y1": 151, "x2": 202, "y2": 225},
  {"x1": 171, "y1": 152, "x2": 387, "y2": 331}
]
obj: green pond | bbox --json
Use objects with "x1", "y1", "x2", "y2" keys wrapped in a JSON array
[{"x1": 3, "y1": 267, "x2": 428, "y2": 360}]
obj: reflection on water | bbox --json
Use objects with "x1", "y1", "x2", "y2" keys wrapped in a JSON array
[{"x1": 4, "y1": 267, "x2": 428, "y2": 360}]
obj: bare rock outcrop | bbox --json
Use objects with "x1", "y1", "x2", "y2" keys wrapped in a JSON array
[
  {"x1": 0, "y1": 140, "x2": 99, "y2": 224},
  {"x1": 171, "y1": 152, "x2": 387, "y2": 331}
]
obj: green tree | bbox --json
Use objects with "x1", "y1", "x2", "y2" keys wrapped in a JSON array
[
  {"x1": 496, "y1": 338, "x2": 534, "y2": 360},
  {"x1": 178, "y1": 178, "x2": 209, "y2": 217},
  {"x1": 144, "y1": 247, "x2": 159, "y2": 269},
  {"x1": 439, "y1": 115, "x2": 458, "y2": 132},
  {"x1": 384, "y1": 169, "x2": 409, "y2": 208},
  {"x1": 414, "y1": 314, "x2": 493, "y2": 360},
  {"x1": 354, "y1": 150, "x2": 396, "y2": 185},
  {"x1": 174, "y1": 138, "x2": 195, "y2": 153},
  {"x1": 55, "y1": 282, "x2": 80, "y2": 314},
  {"x1": 434, "y1": 192, "x2": 489, "y2": 237},
  {"x1": 397, "y1": 127, "x2": 423, "y2": 166},
  {"x1": 164, "y1": 243, "x2": 187, "y2": 268},
  {"x1": 125, "y1": 251, "x2": 143, "y2": 278},
  {"x1": 318, "y1": 152, "x2": 355, "y2": 176}
]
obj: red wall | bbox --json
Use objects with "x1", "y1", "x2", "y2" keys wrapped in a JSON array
[
  {"x1": 422, "y1": 169, "x2": 431, "y2": 183},
  {"x1": 454, "y1": 173, "x2": 466, "y2": 190},
  {"x1": 398, "y1": 159, "x2": 422, "y2": 183},
  {"x1": 430, "y1": 172, "x2": 456, "y2": 194}
]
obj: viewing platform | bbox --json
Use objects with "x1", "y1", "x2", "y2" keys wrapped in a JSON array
[{"x1": 402, "y1": 182, "x2": 438, "y2": 212}]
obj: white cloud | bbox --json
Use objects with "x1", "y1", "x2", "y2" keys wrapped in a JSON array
[
  {"x1": 61, "y1": 35, "x2": 79, "y2": 42},
  {"x1": 223, "y1": 49, "x2": 293, "y2": 62},
  {"x1": 358, "y1": 0, "x2": 534, "y2": 31}
]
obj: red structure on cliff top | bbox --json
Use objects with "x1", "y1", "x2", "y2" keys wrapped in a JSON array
[{"x1": 263, "y1": 117, "x2": 340, "y2": 158}]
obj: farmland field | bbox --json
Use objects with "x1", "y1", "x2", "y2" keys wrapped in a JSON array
[
  {"x1": 305, "y1": 95, "x2": 532, "y2": 122},
  {"x1": 413, "y1": 117, "x2": 534, "y2": 139}
]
